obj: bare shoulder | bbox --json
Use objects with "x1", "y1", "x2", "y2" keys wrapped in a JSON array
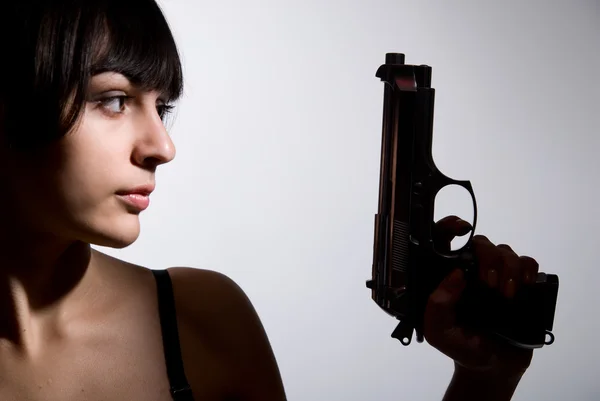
[
  {"x1": 166, "y1": 267, "x2": 252, "y2": 322},
  {"x1": 166, "y1": 267, "x2": 287, "y2": 401}
]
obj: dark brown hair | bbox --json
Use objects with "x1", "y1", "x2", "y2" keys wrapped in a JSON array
[{"x1": 0, "y1": 0, "x2": 184, "y2": 151}]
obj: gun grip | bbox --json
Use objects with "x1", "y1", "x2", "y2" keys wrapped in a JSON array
[{"x1": 455, "y1": 272, "x2": 559, "y2": 349}]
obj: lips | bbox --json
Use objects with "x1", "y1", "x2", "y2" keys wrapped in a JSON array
[
  {"x1": 116, "y1": 184, "x2": 155, "y2": 211},
  {"x1": 116, "y1": 184, "x2": 155, "y2": 196},
  {"x1": 117, "y1": 193, "x2": 150, "y2": 211}
]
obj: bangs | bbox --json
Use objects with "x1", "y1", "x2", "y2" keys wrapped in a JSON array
[
  {"x1": 0, "y1": 0, "x2": 184, "y2": 151},
  {"x1": 89, "y1": 1, "x2": 184, "y2": 102}
]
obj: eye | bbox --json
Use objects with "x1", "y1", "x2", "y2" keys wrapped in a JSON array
[
  {"x1": 157, "y1": 104, "x2": 175, "y2": 121},
  {"x1": 98, "y1": 96, "x2": 132, "y2": 114},
  {"x1": 93, "y1": 93, "x2": 174, "y2": 121}
]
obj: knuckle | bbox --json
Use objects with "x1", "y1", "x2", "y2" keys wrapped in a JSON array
[
  {"x1": 496, "y1": 245, "x2": 519, "y2": 270},
  {"x1": 497, "y1": 243, "x2": 514, "y2": 253},
  {"x1": 519, "y1": 254, "x2": 538, "y2": 265},
  {"x1": 472, "y1": 234, "x2": 489, "y2": 243},
  {"x1": 492, "y1": 249, "x2": 517, "y2": 278},
  {"x1": 502, "y1": 250, "x2": 519, "y2": 267},
  {"x1": 519, "y1": 255, "x2": 539, "y2": 271}
]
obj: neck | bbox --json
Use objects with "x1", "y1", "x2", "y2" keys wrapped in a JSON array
[{"x1": 0, "y1": 226, "x2": 97, "y2": 357}]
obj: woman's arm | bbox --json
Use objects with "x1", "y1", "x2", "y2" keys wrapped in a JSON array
[{"x1": 442, "y1": 364, "x2": 524, "y2": 401}]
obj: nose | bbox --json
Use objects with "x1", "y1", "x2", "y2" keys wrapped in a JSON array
[{"x1": 131, "y1": 103, "x2": 176, "y2": 169}]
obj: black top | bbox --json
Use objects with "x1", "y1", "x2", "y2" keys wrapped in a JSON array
[{"x1": 152, "y1": 269, "x2": 196, "y2": 401}]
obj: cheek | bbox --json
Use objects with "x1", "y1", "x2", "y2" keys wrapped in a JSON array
[
  {"x1": 15, "y1": 152, "x2": 120, "y2": 224},
  {"x1": 56, "y1": 127, "x2": 128, "y2": 208},
  {"x1": 6, "y1": 115, "x2": 133, "y2": 229},
  {"x1": 54, "y1": 151, "x2": 123, "y2": 211}
]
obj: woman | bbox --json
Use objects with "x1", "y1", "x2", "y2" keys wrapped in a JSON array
[{"x1": 0, "y1": 1, "x2": 539, "y2": 400}]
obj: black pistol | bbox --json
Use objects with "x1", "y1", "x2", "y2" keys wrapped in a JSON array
[{"x1": 366, "y1": 53, "x2": 559, "y2": 350}]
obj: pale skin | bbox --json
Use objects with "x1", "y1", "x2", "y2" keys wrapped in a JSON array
[
  {"x1": 0, "y1": 71, "x2": 537, "y2": 400},
  {"x1": 0, "y1": 71, "x2": 285, "y2": 400}
]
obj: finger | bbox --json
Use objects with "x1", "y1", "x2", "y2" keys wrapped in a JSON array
[
  {"x1": 434, "y1": 215, "x2": 473, "y2": 237},
  {"x1": 496, "y1": 244, "x2": 521, "y2": 299},
  {"x1": 519, "y1": 255, "x2": 539, "y2": 285},
  {"x1": 424, "y1": 269, "x2": 466, "y2": 339},
  {"x1": 471, "y1": 235, "x2": 502, "y2": 289},
  {"x1": 433, "y1": 216, "x2": 473, "y2": 252},
  {"x1": 424, "y1": 269, "x2": 492, "y2": 367}
]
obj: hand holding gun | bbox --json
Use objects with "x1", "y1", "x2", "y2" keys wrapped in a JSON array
[{"x1": 366, "y1": 53, "x2": 560, "y2": 399}]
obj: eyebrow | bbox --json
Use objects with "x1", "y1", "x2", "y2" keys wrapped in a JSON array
[{"x1": 88, "y1": 71, "x2": 170, "y2": 101}]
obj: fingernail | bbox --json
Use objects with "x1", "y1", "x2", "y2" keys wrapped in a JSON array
[
  {"x1": 488, "y1": 269, "x2": 498, "y2": 288},
  {"x1": 457, "y1": 225, "x2": 472, "y2": 235},
  {"x1": 505, "y1": 278, "x2": 516, "y2": 298},
  {"x1": 455, "y1": 217, "x2": 472, "y2": 227},
  {"x1": 455, "y1": 219, "x2": 473, "y2": 236}
]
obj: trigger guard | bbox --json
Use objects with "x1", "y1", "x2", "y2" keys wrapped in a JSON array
[{"x1": 430, "y1": 175, "x2": 478, "y2": 259}]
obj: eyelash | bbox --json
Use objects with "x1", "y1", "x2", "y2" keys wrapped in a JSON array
[{"x1": 97, "y1": 96, "x2": 175, "y2": 120}]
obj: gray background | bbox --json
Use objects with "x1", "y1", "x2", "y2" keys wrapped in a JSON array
[{"x1": 96, "y1": 1, "x2": 599, "y2": 400}]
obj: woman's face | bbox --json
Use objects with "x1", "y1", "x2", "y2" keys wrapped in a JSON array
[{"x1": 1, "y1": 72, "x2": 176, "y2": 249}]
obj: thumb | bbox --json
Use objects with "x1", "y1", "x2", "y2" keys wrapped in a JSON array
[
  {"x1": 425, "y1": 269, "x2": 494, "y2": 368},
  {"x1": 424, "y1": 269, "x2": 466, "y2": 334}
]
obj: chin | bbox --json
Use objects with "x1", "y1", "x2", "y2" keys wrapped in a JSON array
[
  {"x1": 94, "y1": 235, "x2": 139, "y2": 249},
  {"x1": 80, "y1": 214, "x2": 142, "y2": 249}
]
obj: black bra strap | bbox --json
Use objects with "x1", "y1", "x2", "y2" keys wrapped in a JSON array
[{"x1": 151, "y1": 269, "x2": 195, "y2": 401}]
